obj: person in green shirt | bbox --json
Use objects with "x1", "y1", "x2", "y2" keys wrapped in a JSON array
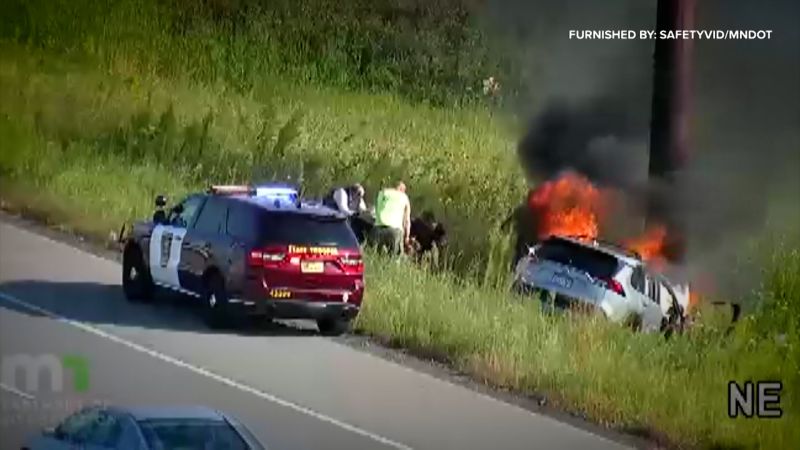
[{"x1": 370, "y1": 181, "x2": 411, "y2": 255}]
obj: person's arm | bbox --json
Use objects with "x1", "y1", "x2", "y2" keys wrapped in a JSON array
[
  {"x1": 403, "y1": 200, "x2": 411, "y2": 242},
  {"x1": 333, "y1": 189, "x2": 351, "y2": 214}
]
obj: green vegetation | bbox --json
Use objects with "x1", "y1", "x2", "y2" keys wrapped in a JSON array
[{"x1": 0, "y1": 1, "x2": 797, "y2": 448}]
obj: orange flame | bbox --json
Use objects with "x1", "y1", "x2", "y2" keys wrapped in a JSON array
[
  {"x1": 623, "y1": 225, "x2": 668, "y2": 267},
  {"x1": 528, "y1": 171, "x2": 605, "y2": 241},
  {"x1": 689, "y1": 291, "x2": 701, "y2": 310},
  {"x1": 527, "y1": 171, "x2": 676, "y2": 267}
]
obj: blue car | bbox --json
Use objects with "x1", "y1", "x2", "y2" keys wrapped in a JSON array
[{"x1": 22, "y1": 405, "x2": 267, "y2": 450}]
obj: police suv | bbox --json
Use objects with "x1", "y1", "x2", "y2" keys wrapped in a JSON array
[{"x1": 121, "y1": 184, "x2": 364, "y2": 335}]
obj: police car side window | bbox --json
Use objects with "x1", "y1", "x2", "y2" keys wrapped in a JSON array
[
  {"x1": 170, "y1": 195, "x2": 204, "y2": 228},
  {"x1": 227, "y1": 202, "x2": 255, "y2": 241},
  {"x1": 194, "y1": 197, "x2": 227, "y2": 235}
]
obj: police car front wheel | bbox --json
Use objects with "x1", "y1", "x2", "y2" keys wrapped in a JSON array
[{"x1": 122, "y1": 247, "x2": 154, "y2": 302}]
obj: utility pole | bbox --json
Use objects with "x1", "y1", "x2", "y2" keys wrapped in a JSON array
[{"x1": 647, "y1": 0, "x2": 696, "y2": 264}]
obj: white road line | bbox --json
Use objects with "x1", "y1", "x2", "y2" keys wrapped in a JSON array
[
  {"x1": 0, "y1": 291, "x2": 414, "y2": 450},
  {"x1": 0, "y1": 382, "x2": 36, "y2": 401}
]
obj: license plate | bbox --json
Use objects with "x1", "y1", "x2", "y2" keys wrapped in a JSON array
[
  {"x1": 269, "y1": 289, "x2": 291, "y2": 299},
  {"x1": 301, "y1": 261, "x2": 324, "y2": 273},
  {"x1": 551, "y1": 273, "x2": 573, "y2": 289}
]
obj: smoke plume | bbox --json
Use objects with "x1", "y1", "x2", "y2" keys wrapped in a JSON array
[{"x1": 485, "y1": 0, "x2": 800, "y2": 298}]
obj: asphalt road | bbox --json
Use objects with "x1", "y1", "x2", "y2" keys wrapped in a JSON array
[{"x1": 0, "y1": 218, "x2": 634, "y2": 450}]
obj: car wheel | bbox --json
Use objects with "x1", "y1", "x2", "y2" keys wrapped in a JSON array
[
  {"x1": 317, "y1": 318, "x2": 351, "y2": 336},
  {"x1": 203, "y1": 274, "x2": 232, "y2": 329},
  {"x1": 122, "y1": 246, "x2": 154, "y2": 302},
  {"x1": 661, "y1": 304, "x2": 686, "y2": 339}
]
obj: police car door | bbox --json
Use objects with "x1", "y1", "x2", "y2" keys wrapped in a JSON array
[{"x1": 149, "y1": 195, "x2": 204, "y2": 289}]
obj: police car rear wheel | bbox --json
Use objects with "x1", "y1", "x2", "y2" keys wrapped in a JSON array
[
  {"x1": 123, "y1": 247, "x2": 153, "y2": 302},
  {"x1": 203, "y1": 274, "x2": 232, "y2": 329}
]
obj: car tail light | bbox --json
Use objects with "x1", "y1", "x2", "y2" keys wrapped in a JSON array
[
  {"x1": 248, "y1": 246, "x2": 287, "y2": 267},
  {"x1": 600, "y1": 277, "x2": 626, "y2": 297},
  {"x1": 339, "y1": 253, "x2": 363, "y2": 273}
]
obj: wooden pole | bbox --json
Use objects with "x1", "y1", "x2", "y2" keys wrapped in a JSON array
[{"x1": 647, "y1": 0, "x2": 696, "y2": 264}]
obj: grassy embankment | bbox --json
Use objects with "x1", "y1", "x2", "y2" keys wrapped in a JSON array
[{"x1": 0, "y1": 1, "x2": 798, "y2": 448}]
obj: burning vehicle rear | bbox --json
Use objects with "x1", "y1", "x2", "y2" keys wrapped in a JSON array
[{"x1": 512, "y1": 235, "x2": 687, "y2": 333}]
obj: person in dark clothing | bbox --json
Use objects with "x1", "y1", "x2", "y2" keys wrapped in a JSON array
[
  {"x1": 408, "y1": 211, "x2": 448, "y2": 259},
  {"x1": 349, "y1": 213, "x2": 374, "y2": 245}
]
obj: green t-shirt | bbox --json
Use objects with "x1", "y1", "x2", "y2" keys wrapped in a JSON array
[{"x1": 375, "y1": 188, "x2": 410, "y2": 230}]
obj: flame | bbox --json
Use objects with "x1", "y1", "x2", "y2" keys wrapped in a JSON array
[
  {"x1": 687, "y1": 274, "x2": 717, "y2": 311},
  {"x1": 528, "y1": 171, "x2": 605, "y2": 241},
  {"x1": 527, "y1": 172, "x2": 672, "y2": 266},
  {"x1": 526, "y1": 172, "x2": 685, "y2": 273},
  {"x1": 688, "y1": 291, "x2": 701, "y2": 310},
  {"x1": 623, "y1": 225, "x2": 668, "y2": 267}
]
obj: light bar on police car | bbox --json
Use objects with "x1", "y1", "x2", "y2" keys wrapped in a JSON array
[
  {"x1": 208, "y1": 185, "x2": 254, "y2": 195},
  {"x1": 255, "y1": 184, "x2": 298, "y2": 199}
]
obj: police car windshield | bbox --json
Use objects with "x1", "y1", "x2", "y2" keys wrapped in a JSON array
[
  {"x1": 258, "y1": 212, "x2": 358, "y2": 248},
  {"x1": 537, "y1": 238, "x2": 621, "y2": 279}
]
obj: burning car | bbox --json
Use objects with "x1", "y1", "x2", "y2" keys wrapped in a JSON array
[{"x1": 512, "y1": 234, "x2": 687, "y2": 333}]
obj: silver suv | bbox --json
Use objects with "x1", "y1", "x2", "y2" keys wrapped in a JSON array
[{"x1": 511, "y1": 235, "x2": 688, "y2": 333}]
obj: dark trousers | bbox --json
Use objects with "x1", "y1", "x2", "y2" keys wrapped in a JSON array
[{"x1": 369, "y1": 226, "x2": 403, "y2": 255}]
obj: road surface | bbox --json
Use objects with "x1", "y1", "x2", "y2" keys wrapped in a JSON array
[{"x1": 0, "y1": 217, "x2": 635, "y2": 450}]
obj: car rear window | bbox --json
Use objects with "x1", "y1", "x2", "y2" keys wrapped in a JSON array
[
  {"x1": 258, "y1": 212, "x2": 359, "y2": 248},
  {"x1": 536, "y1": 238, "x2": 621, "y2": 279},
  {"x1": 138, "y1": 418, "x2": 249, "y2": 450}
]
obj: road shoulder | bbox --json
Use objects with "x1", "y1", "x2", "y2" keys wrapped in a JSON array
[{"x1": 0, "y1": 207, "x2": 657, "y2": 450}]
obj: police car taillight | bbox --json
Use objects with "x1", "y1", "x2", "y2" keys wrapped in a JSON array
[
  {"x1": 247, "y1": 248, "x2": 286, "y2": 266},
  {"x1": 340, "y1": 254, "x2": 362, "y2": 266},
  {"x1": 339, "y1": 253, "x2": 363, "y2": 273}
]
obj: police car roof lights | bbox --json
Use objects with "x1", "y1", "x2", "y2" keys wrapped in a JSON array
[
  {"x1": 208, "y1": 183, "x2": 299, "y2": 198},
  {"x1": 208, "y1": 184, "x2": 255, "y2": 195},
  {"x1": 255, "y1": 185, "x2": 298, "y2": 198}
]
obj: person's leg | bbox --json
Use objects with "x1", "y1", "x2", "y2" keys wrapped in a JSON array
[
  {"x1": 373, "y1": 227, "x2": 393, "y2": 255},
  {"x1": 390, "y1": 228, "x2": 403, "y2": 255}
]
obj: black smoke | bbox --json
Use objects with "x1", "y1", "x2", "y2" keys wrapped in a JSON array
[
  {"x1": 485, "y1": 0, "x2": 800, "y2": 296},
  {"x1": 517, "y1": 95, "x2": 650, "y2": 191}
]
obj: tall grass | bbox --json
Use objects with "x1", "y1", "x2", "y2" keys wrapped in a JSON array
[
  {"x1": 358, "y1": 245, "x2": 799, "y2": 449},
  {"x1": 0, "y1": 46, "x2": 525, "y2": 273},
  {"x1": 0, "y1": 0, "x2": 518, "y2": 106}
]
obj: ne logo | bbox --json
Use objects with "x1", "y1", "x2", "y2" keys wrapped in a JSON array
[{"x1": 728, "y1": 381, "x2": 783, "y2": 419}]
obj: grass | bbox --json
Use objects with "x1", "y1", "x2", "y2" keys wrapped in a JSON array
[
  {"x1": 0, "y1": 45, "x2": 524, "y2": 274},
  {"x1": 0, "y1": 1, "x2": 798, "y2": 448}
]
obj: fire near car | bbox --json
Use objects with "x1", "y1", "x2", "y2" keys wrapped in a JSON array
[
  {"x1": 22, "y1": 405, "x2": 267, "y2": 450},
  {"x1": 511, "y1": 235, "x2": 687, "y2": 333},
  {"x1": 121, "y1": 184, "x2": 364, "y2": 335}
]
